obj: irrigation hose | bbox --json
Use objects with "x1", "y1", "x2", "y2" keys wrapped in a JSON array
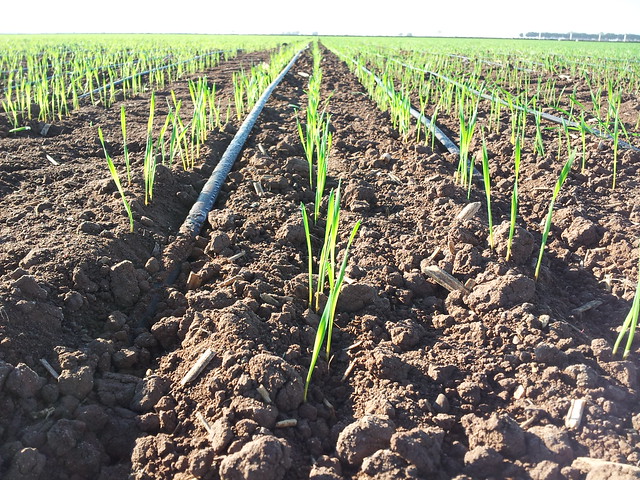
[
  {"x1": 138, "y1": 44, "x2": 307, "y2": 326},
  {"x1": 180, "y1": 45, "x2": 306, "y2": 238},
  {"x1": 392, "y1": 57, "x2": 640, "y2": 152},
  {"x1": 333, "y1": 49, "x2": 460, "y2": 156}
]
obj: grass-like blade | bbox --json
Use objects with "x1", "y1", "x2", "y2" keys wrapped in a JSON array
[{"x1": 98, "y1": 127, "x2": 134, "y2": 233}]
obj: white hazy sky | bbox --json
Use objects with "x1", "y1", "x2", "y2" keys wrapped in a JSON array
[{"x1": 2, "y1": 0, "x2": 640, "y2": 37}]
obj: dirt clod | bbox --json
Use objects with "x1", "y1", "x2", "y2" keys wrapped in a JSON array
[
  {"x1": 336, "y1": 415, "x2": 396, "y2": 466},
  {"x1": 218, "y1": 435, "x2": 292, "y2": 480}
]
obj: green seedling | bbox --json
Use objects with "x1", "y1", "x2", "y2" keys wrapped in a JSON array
[
  {"x1": 120, "y1": 105, "x2": 131, "y2": 185},
  {"x1": 98, "y1": 127, "x2": 134, "y2": 233},
  {"x1": 613, "y1": 249, "x2": 640, "y2": 359},
  {"x1": 480, "y1": 135, "x2": 494, "y2": 249},
  {"x1": 143, "y1": 92, "x2": 156, "y2": 205},
  {"x1": 506, "y1": 137, "x2": 522, "y2": 261},
  {"x1": 534, "y1": 152, "x2": 575, "y2": 280},
  {"x1": 301, "y1": 203, "x2": 314, "y2": 308},
  {"x1": 304, "y1": 205, "x2": 360, "y2": 401}
]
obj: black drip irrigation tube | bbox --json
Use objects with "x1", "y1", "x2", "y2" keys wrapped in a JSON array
[
  {"x1": 180, "y1": 45, "x2": 306, "y2": 240},
  {"x1": 137, "y1": 45, "x2": 306, "y2": 327},
  {"x1": 335, "y1": 49, "x2": 460, "y2": 156},
  {"x1": 392, "y1": 57, "x2": 640, "y2": 152}
]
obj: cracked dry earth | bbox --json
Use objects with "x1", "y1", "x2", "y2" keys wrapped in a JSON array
[{"x1": 0, "y1": 45, "x2": 639, "y2": 480}]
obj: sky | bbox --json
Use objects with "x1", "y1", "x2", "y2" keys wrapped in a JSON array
[{"x1": 2, "y1": 0, "x2": 640, "y2": 37}]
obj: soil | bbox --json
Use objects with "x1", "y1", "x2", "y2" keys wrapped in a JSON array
[{"x1": 1, "y1": 43, "x2": 640, "y2": 480}]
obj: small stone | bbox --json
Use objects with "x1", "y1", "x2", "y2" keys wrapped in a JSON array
[
  {"x1": 434, "y1": 393, "x2": 450, "y2": 413},
  {"x1": 77, "y1": 221, "x2": 103, "y2": 235},
  {"x1": 144, "y1": 257, "x2": 160, "y2": 274},
  {"x1": 140, "y1": 216, "x2": 154, "y2": 227}
]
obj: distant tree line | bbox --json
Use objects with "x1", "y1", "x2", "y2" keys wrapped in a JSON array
[{"x1": 520, "y1": 32, "x2": 640, "y2": 42}]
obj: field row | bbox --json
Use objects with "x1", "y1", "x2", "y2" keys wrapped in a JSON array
[{"x1": 0, "y1": 36, "x2": 639, "y2": 480}]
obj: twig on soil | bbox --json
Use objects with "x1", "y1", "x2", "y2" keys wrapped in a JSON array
[
  {"x1": 422, "y1": 265, "x2": 470, "y2": 294},
  {"x1": 344, "y1": 340, "x2": 364, "y2": 351},
  {"x1": 275, "y1": 419, "x2": 298, "y2": 428},
  {"x1": 565, "y1": 398, "x2": 586, "y2": 429},
  {"x1": 570, "y1": 300, "x2": 603, "y2": 319},
  {"x1": 260, "y1": 292, "x2": 281, "y2": 306},
  {"x1": 341, "y1": 359, "x2": 358, "y2": 381},
  {"x1": 228, "y1": 250, "x2": 246, "y2": 262},
  {"x1": 573, "y1": 457, "x2": 640, "y2": 474},
  {"x1": 195, "y1": 411, "x2": 215, "y2": 436},
  {"x1": 426, "y1": 246, "x2": 442, "y2": 263},
  {"x1": 180, "y1": 348, "x2": 215, "y2": 386},
  {"x1": 388, "y1": 172, "x2": 402, "y2": 184},
  {"x1": 39, "y1": 358, "x2": 59, "y2": 380},
  {"x1": 455, "y1": 201, "x2": 481, "y2": 221},
  {"x1": 323, "y1": 398, "x2": 335, "y2": 412},
  {"x1": 45, "y1": 154, "x2": 60, "y2": 166},
  {"x1": 219, "y1": 274, "x2": 243, "y2": 287},
  {"x1": 252, "y1": 181, "x2": 265, "y2": 196},
  {"x1": 256, "y1": 384, "x2": 272, "y2": 404},
  {"x1": 571, "y1": 457, "x2": 640, "y2": 475},
  {"x1": 519, "y1": 416, "x2": 537, "y2": 429}
]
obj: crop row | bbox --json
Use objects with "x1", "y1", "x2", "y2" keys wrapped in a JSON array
[{"x1": 0, "y1": 34, "x2": 296, "y2": 127}]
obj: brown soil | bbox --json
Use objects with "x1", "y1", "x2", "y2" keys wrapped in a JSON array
[{"x1": 0, "y1": 44, "x2": 639, "y2": 480}]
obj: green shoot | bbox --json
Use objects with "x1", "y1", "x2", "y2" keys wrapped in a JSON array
[
  {"x1": 480, "y1": 135, "x2": 494, "y2": 249},
  {"x1": 534, "y1": 152, "x2": 575, "y2": 280},
  {"x1": 506, "y1": 137, "x2": 522, "y2": 261},
  {"x1": 314, "y1": 118, "x2": 332, "y2": 222},
  {"x1": 611, "y1": 92, "x2": 621, "y2": 189},
  {"x1": 120, "y1": 105, "x2": 131, "y2": 185},
  {"x1": 143, "y1": 92, "x2": 156, "y2": 205},
  {"x1": 301, "y1": 203, "x2": 314, "y2": 309},
  {"x1": 613, "y1": 249, "x2": 640, "y2": 359},
  {"x1": 456, "y1": 85, "x2": 480, "y2": 194},
  {"x1": 98, "y1": 127, "x2": 134, "y2": 233},
  {"x1": 304, "y1": 215, "x2": 361, "y2": 402}
]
